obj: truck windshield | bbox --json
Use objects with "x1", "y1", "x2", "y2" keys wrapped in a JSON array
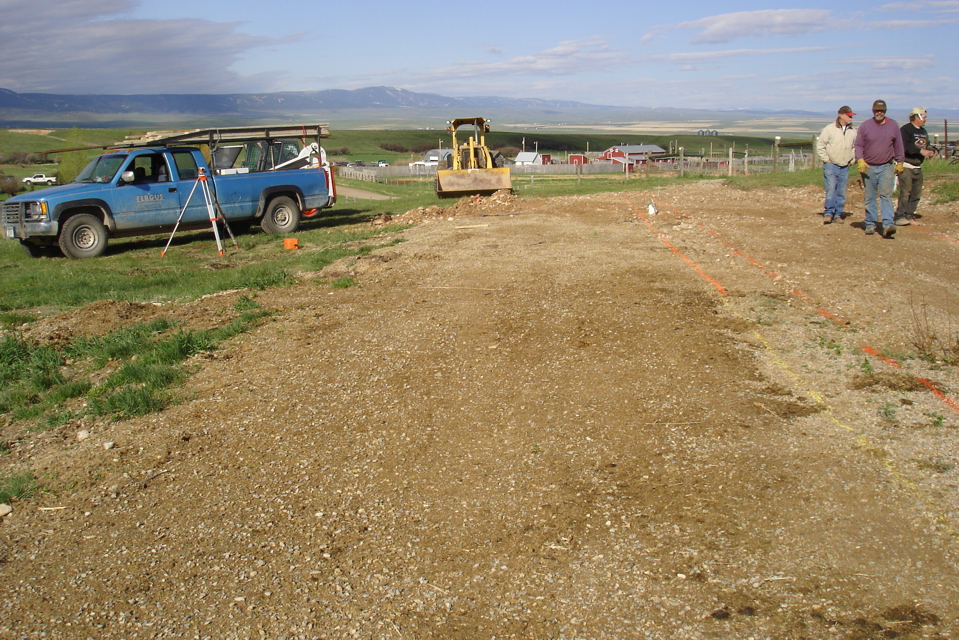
[{"x1": 75, "y1": 153, "x2": 128, "y2": 183}]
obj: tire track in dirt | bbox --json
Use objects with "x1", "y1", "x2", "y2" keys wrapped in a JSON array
[
  {"x1": 642, "y1": 192, "x2": 959, "y2": 415},
  {"x1": 628, "y1": 191, "x2": 959, "y2": 544}
]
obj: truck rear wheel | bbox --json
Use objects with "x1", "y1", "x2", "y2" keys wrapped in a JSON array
[
  {"x1": 59, "y1": 214, "x2": 108, "y2": 259},
  {"x1": 260, "y1": 196, "x2": 301, "y2": 234}
]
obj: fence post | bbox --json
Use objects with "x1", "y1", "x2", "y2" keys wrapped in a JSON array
[
  {"x1": 679, "y1": 147, "x2": 685, "y2": 177},
  {"x1": 728, "y1": 147, "x2": 733, "y2": 177},
  {"x1": 773, "y1": 137, "x2": 781, "y2": 173},
  {"x1": 744, "y1": 148, "x2": 749, "y2": 175}
]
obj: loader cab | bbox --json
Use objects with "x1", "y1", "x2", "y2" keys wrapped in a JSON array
[{"x1": 435, "y1": 116, "x2": 512, "y2": 198}]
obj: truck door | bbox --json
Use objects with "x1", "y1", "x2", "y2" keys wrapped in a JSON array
[
  {"x1": 168, "y1": 149, "x2": 215, "y2": 224},
  {"x1": 111, "y1": 152, "x2": 186, "y2": 230}
]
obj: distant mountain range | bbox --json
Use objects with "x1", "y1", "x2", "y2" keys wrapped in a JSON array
[
  {"x1": 1, "y1": 86, "x2": 955, "y2": 133},
  {"x1": 0, "y1": 86, "x2": 624, "y2": 128}
]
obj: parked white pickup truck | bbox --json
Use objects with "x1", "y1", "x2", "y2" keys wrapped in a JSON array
[{"x1": 22, "y1": 174, "x2": 58, "y2": 186}]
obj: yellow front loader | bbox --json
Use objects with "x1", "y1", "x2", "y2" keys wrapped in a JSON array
[{"x1": 435, "y1": 117, "x2": 512, "y2": 198}]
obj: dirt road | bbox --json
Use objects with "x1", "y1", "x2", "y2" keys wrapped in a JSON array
[{"x1": 3, "y1": 181, "x2": 959, "y2": 639}]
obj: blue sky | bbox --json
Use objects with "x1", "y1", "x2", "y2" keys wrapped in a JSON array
[{"x1": 1, "y1": 0, "x2": 957, "y2": 114}]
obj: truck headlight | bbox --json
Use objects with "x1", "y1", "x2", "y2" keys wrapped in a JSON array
[{"x1": 25, "y1": 201, "x2": 49, "y2": 221}]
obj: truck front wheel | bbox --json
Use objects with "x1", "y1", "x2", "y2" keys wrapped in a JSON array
[
  {"x1": 260, "y1": 196, "x2": 301, "y2": 234},
  {"x1": 59, "y1": 214, "x2": 108, "y2": 259}
]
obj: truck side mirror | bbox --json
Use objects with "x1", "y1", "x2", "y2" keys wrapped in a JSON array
[{"x1": 121, "y1": 170, "x2": 135, "y2": 184}]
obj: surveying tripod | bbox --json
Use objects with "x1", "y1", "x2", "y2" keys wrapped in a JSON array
[{"x1": 161, "y1": 167, "x2": 239, "y2": 257}]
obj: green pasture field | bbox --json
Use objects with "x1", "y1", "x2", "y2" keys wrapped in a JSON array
[
  {"x1": 0, "y1": 206, "x2": 412, "y2": 316},
  {"x1": 0, "y1": 126, "x2": 806, "y2": 172}
]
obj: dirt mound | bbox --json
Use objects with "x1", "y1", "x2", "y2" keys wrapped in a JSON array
[
  {"x1": 19, "y1": 290, "x2": 254, "y2": 345},
  {"x1": 394, "y1": 189, "x2": 520, "y2": 224}
]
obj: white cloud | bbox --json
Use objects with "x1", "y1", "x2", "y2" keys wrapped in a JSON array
[
  {"x1": 863, "y1": 17, "x2": 959, "y2": 29},
  {"x1": 880, "y1": 1, "x2": 959, "y2": 12},
  {"x1": 0, "y1": 0, "x2": 291, "y2": 93},
  {"x1": 653, "y1": 46, "x2": 834, "y2": 65},
  {"x1": 676, "y1": 10, "x2": 835, "y2": 44},
  {"x1": 852, "y1": 55, "x2": 936, "y2": 71},
  {"x1": 412, "y1": 38, "x2": 633, "y2": 81}
]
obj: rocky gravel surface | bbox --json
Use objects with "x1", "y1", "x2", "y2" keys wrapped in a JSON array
[{"x1": 2, "y1": 180, "x2": 959, "y2": 639}]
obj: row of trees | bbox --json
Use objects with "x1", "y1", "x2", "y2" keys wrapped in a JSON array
[
  {"x1": 379, "y1": 141, "x2": 441, "y2": 154},
  {"x1": 0, "y1": 172, "x2": 21, "y2": 197},
  {"x1": 1, "y1": 150, "x2": 49, "y2": 165}
]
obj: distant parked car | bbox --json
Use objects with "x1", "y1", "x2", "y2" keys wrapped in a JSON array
[
  {"x1": 22, "y1": 173, "x2": 57, "y2": 186},
  {"x1": 377, "y1": 161, "x2": 390, "y2": 167}
]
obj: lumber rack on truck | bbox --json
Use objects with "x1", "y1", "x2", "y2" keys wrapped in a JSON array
[{"x1": 106, "y1": 124, "x2": 331, "y2": 149}]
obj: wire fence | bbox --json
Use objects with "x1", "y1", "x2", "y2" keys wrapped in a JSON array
[{"x1": 337, "y1": 149, "x2": 816, "y2": 184}]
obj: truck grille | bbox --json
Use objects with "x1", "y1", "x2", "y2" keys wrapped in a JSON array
[{"x1": 2, "y1": 201, "x2": 21, "y2": 224}]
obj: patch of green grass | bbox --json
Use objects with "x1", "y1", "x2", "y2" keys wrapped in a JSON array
[
  {"x1": 236, "y1": 266, "x2": 292, "y2": 291},
  {"x1": 331, "y1": 276, "x2": 357, "y2": 289},
  {"x1": 0, "y1": 336, "x2": 67, "y2": 413},
  {"x1": 817, "y1": 336, "x2": 843, "y2": 356},
  {"x1": 148, "y1": 329, "x2": 218, "y2": 365},
  {"x1": 724, "y1": 168, "x2": 821, "y2": 190},
  {"x1": 234, "y1": 295, "x2": 259, "y2": 312},
  {"x1": 931, "y1": 179, "x2": 959, "y2": 204},
  {"x1": 0, "y1": 211, "x2": 406, "y2": 312},
  {"x1": 1, "y1": 311, "x2": 270, "y2": 427},
  {"x1": 87, "y1": 385, "x2": 168, "y2": 421},
  {"x1": 860, "y1": 358, "x2": 874, "y2": 375},
  {"x1": 0, "y1": 471, "x2": 41, "y2": 503},
  {"x1": 878, "y1": 401, "x2": 898, "y2": 421},
  {"x1": 926, "y1": 412, "x2": 945, "y2": 428},
  {"x1": 0, "y1": 311, "x2": 37, "y2": 329},
  {"x1": 66, "y1": 319, "x2": 173, "y2": 368}
]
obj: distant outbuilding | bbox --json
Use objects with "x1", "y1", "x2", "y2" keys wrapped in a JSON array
[
  {"x1": 412, "y1": 148, "x2": 453, "y2": 167},
  {"x1": 600, "y1": 144, "x2": 667, "y2": 166},
  {"x1": 513, "y1": 151, "x2": 545, "y2": 166}
]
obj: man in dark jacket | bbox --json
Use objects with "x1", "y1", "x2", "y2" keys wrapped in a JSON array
[{"x1": 895, "y1": 108, "x2": 936, "y2": 226}]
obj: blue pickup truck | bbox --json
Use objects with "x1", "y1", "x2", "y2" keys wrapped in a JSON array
[{"x1": 2, "y1": 125, "x2": 336, "y2": 258}]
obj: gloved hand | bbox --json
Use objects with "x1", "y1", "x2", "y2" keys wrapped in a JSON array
[
  {"x1": 895, "y1": 162, "x2": 904, "y2": 175},
  {"x1": 856, "y1": 159, "x2": 868, "y2": 174}
]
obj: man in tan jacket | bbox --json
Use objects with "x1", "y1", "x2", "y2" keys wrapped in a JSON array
[{"x1": 816, "y1": 105, "x2": 858, "y2": 224}]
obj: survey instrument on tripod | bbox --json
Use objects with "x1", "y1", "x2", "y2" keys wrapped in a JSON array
[{"x1": 161, "y1": 168, "x2": 238, "y2": 257}]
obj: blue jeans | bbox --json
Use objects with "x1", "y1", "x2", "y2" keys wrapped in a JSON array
[
  {"x1": 863, "y1": 162, "x2": 896, "y2": 229},
  {"x1": 822, "y1": 162, "x2": 849, "y2": 218}
]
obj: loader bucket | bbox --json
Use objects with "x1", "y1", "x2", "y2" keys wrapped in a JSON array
[{"x1": 435, "y1": 167, "x2": 512, "y2": 199}]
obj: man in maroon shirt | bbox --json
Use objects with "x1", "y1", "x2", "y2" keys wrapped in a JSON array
[{"x1": 854, "y1": 99, "x2": 905, "y2": 238}]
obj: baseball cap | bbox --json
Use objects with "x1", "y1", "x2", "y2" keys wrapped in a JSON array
[
  {"x1": 838, "y1": 106, "x2": 856, "y2": 116},
  {"x1": 909, "y1": 107, "x2": 927, "y2": 118},
  {"x1": 872, "y1": 99, "x2": 887, "y2": 112}
]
